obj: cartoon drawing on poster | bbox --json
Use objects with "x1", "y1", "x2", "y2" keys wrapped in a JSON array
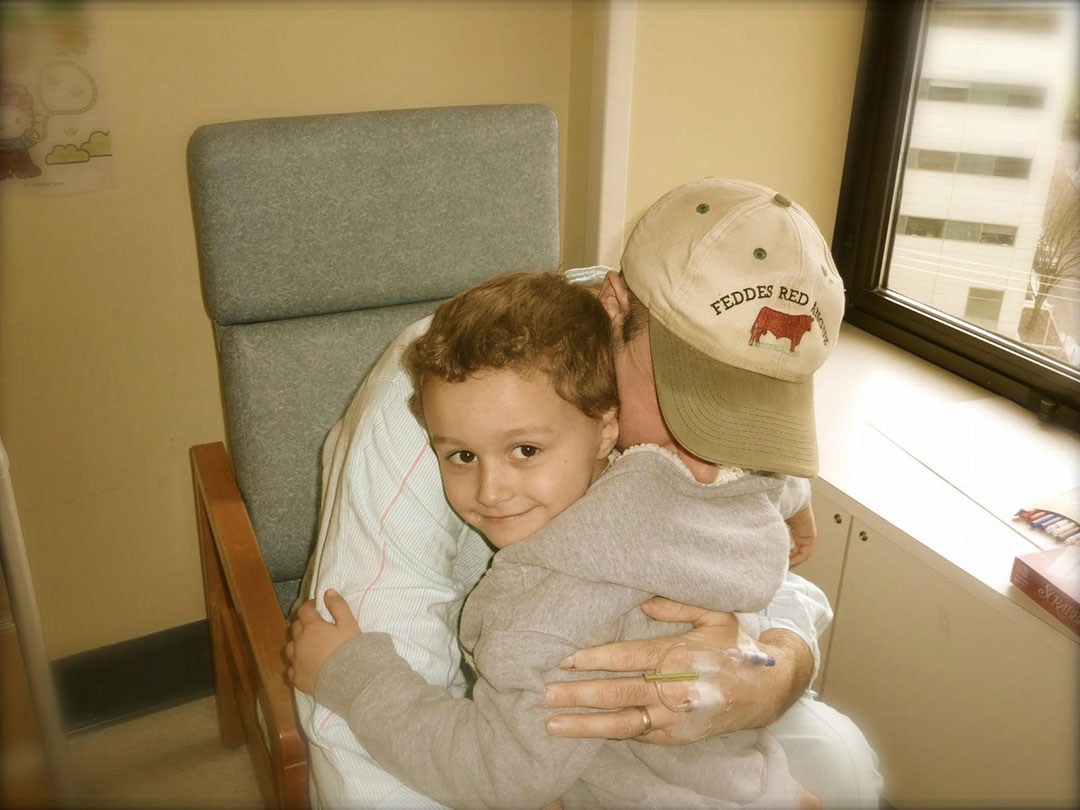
[
  {"x1": 1, "y1": 2, "x2": 115, "y2": 193},
  {"x1": 0, "y1": 82, "x2": 44, "y2": 179}
]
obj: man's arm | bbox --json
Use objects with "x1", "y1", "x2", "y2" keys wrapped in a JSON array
[
  {"x1": 540, "y1": 596, "x2": 815, "y2": 742},
  {"x1": 542, "y1": 497, "x2": 828, "y2": 743}
]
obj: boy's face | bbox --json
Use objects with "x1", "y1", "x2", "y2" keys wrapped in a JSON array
[{"x1": 422, "y1": 368, "x2": 618, "y2": 549}]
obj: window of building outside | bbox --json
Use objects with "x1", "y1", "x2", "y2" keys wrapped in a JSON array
[
  {"x1": 835, "y1": 0, "x2": 1080, "y2": 429},
  {"x1": 964, "y1": 287, "x2": 1005, "y2": 330}
]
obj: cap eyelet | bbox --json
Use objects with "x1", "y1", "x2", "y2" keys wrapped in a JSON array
[
  {"x1": 753, "y1": 248, "x2": 767, "y2": 260},
  {"x1": 695, "y1": 203, "x2": 710, "y2": 214}
]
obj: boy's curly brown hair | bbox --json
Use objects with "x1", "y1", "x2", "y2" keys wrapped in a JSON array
[{"x1": 407, "y1": 272, "x2": 618, "y2": 422}]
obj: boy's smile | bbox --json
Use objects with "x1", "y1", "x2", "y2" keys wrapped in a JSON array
[{"x1": 421, "y1": 368, "x2": 618, "y2": 549}]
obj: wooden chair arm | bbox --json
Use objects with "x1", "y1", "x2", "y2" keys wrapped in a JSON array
[{"x1": 190, "y1": 441, "x2": 306, "y2": 768}]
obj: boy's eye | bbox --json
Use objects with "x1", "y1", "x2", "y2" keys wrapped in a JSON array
[
  {"x1": 512, "y1": 445, "x2": 540, "y2": 459},
  {"x1": 448, "y1": 450, "x2": 476, "y2": 465}
]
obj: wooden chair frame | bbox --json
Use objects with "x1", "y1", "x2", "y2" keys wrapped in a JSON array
[{"x1": 191, "y1": 441, "x2": 308, "y2": 808}]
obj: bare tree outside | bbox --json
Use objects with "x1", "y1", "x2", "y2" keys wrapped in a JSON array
[
  {"x1": 1019, "y1": 121, "x2": 1080, "y2": 367},
  {"x1": 1029, "y1": 172, "x2": 1080, "y2": 314}
]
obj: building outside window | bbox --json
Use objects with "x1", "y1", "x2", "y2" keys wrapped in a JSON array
[{"x1": 835, "y1": 1, "x2": 1079, "y2": 427}]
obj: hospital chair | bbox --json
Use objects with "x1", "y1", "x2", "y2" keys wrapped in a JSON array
[{"x1": 186, "y1": 104, "x2": 560, "y2": 808}]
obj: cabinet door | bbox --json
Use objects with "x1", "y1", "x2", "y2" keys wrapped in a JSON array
[
  {"x1": 825, "y1": 521, "x2": 1080, "y2": 808},
  {"x1": 792, "y1": 489, "x2": 851, "y2": 691}
]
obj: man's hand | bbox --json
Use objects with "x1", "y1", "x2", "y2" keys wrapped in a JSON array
[
  {"x1": 285, "y1": 589, "x2": 361, "y2": 694},
  {"x1": 787, "y1": 505, "x2": 817, "y2": 567},
  {"x1": 540, "y1": 597, "x2": 812, "y2": 744}
]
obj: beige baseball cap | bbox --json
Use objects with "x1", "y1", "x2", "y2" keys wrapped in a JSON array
[{"x1": 621, "y1": 177, "x2": 845, "y2": 477}]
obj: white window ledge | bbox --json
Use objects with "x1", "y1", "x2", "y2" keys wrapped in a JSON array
[{"x1": 813, "y1": 323, "x2": 1079, "y2": 644}]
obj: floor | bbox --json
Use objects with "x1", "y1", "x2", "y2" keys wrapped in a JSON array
[{"x1": 64, "y1": 696, "x2": 262, "y2": 808}]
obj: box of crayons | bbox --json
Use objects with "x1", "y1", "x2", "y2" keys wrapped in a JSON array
[
  {"x1": 1014, "y1": 486, "x2": 1080, "y2": 545},
  {"x1": 1014, "y1": 508, "x2": 1080, "y2": 543}
]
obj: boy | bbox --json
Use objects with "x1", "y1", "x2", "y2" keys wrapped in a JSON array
[{"x1": 290, "y1": 258, "x2": 827, "y2": 806}]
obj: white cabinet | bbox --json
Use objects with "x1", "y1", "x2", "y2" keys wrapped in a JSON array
[
  {"x1": 792, "y1": 490, "x2": 851, "y2": 692},
  {"x1": 803, "y1": 495, "x2": 1080, "y2": 809}
]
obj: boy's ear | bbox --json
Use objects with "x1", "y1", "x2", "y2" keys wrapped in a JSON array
[
  {"x1": 597, "y1": 406, "x2": 620, "y2": 458},
  {"x1": 597, "y1": 271, "x2": 630, "y2": 332}
]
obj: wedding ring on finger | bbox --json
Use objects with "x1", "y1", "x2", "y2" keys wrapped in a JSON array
[{"x1": 637, "y1": 705, "x2": 652, "y2": 734}]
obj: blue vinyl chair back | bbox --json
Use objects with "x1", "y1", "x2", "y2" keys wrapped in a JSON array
[{"x1": 188, "y1": 104, "x2": 560, "y2": 613}]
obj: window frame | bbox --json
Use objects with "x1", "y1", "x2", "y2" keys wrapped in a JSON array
[{"x1": 832, "y1": 0, "x2": 1079, "y2": 430}]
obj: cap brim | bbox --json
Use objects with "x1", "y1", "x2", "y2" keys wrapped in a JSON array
[{"x1": 649, "y1": 314, "x2": 819, "y2": 477}]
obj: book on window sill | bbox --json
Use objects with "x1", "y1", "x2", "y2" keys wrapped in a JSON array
[{"x1": 1011, "y1": 544, "x2": 1080, "y2": 638}]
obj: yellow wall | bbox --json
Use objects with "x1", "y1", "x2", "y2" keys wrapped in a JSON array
[
  {"x1": 1, "y1": 0, "x2": 864, "y2": 660},
  {"x1": 0, "y1": 0, "x2": 589, "y2": 658},
  {"x1": 626, "y1": 0, "x2": 865, "y2": 240}
]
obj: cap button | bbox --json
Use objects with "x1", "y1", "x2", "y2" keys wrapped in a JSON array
[{"x1": 773, "y1": 193, "x2": 792, "y2": 207}]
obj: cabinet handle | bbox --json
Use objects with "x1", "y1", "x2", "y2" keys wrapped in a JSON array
[
  {"x1": 858, "y1": 531, "x2": 868, "y2": 542},
  {"x1": 833, "y1": 513, "x2": 843, "y2": 524}
]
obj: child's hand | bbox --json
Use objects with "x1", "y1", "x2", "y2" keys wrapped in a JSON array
[
  {"x1": 786, "y1": 505, "x2": 817, "y2": 567},
  {"x1": 285, "y1": 589, "x2": 361, "y2": 694}
]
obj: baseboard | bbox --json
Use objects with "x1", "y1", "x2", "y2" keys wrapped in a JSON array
[{"x1": 52, "y1": 620, "x2": 214, "y2": 734}]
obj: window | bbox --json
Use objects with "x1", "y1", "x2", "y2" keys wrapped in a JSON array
[
  {"x1": 956, "y1": 152, "x2": 995, "y2": 175},
  {"x1": 915, "y1": 149, "x2": 958, "y2": 171},
  {"x1": 910, "y1": 149, "x2": 1032, "y2": 179},
  {"x1": 919, "y1": 78, "x2": 1047, "y2": 109},
  {"x1": 1005, "y1": 86, "x2": 1047, "y2": 108},
  {"x1": 942, "y1": 219, "x2": 979, "y2": 242},
  {"x1": 900, "y1": 216, "x2": 1016, "y2": 246},
  {"x1": 902, "y1": 215, "x2": 944, "y2": 238},
  {"x1": 978, "y1": 223, "x2": 1017, "y2": 247},
  {"x1": 926, "y1": 80, "x2": 970, "y2": 102},
  {"x1": 967, "y1": 82, "x2": 1008, "y2": 106},
  {"x1": 991, "y1": 156, "x2": 1031, "y2": 179},
  {"x1": 964, "y1": 287, "x2": 1005, "y2": 330},
  {"x1": 834, "y1": 1, "x2": 1080, "y2": 429}
]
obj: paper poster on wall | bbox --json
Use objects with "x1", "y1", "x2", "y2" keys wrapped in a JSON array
[{"x1": 1, "y1": 2, "x2": 114, "y2": 194}]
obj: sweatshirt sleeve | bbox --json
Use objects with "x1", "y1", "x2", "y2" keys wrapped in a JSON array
[
  {"x1": 314, "y1": 630, "x2": 602, "y2": 810},
  {"x1": 775, "y1": 475, "x2": 811, "y2": 519},
  {"x1": 757, "y1": 476, "x2": 830, "y2": 681},
  {"x1": 756, "y1": 571, "x2": 833, "y2": 684}
]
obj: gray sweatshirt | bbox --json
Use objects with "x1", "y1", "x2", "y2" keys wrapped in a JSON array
[{"x1": 315, "y1": 446, "x2": 809, "y2": 809}]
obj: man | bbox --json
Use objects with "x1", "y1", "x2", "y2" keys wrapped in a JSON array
[{"x1": 293, "y1": 178, "x2": 881, "y2": 808}]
